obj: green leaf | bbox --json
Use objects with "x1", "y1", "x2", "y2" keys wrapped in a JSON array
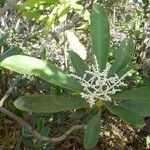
[
  {"x1": 142, "y1": 0, "x2": 149, "y2": 4},
  {"x1": 23, "y1": 11, "x2": 41, "y2": 21},
  {"x1": 91, "y1": 4, "x2": 110, "y2": 71},
  {"x1": 57, "y1": 3, "x2": 70, "y2": 18},
  {"x1": 67, "y1": 31, "x2": 87, "y2": 60},
  {"x1": 16, "y1": 0, "x2": 59, "y2": 10},
  {"x1": 112, "y1": 86, "x2": 150, "y2": 102},
  {"x1": 37, "y1": 118, "x2": 45, "y2": 131},
  {"x1": 105, "y1": 101, "x2": 145, "y2": 129},
  {"x1": 117, "y1": 61, "x2": 132, "y2": 77},
  {"x1": 0, "y1": 47, "x2": 22, "y2": 61},
  {"x1": 15, "y1": 0, "x2": 59, "y2": 23},
  {"x1": 14, "y1": 95, "x2": 88, "y2": 113},
  {"x1": 120, "y1": 101, "x2": 150, "y2": 117},
  {"x1": 44, "y1": 14, "x2": 55, "y2": 32},
  {"x1": 0, "y1": 34, "x2": 7, "y2": 46},
  {"x1": 84, "y1": 110, "x2": 101, "y2": 149},
  {"x1": 109, "y1": 38, "x2": 135, "y2": 76},
  {"x1": 0, "y1": 55, "x2": 82, "y2": 92},
  {"x1": 0, "y1": 0, "x2": 5, "y2": 7},
  {"x1": 68, "y1": 51, "x2": 86, "y2": 76}
]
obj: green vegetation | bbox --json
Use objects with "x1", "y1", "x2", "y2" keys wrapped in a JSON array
[{"x1": 0, "y1": 0, "x2": 149, "y2": 149}]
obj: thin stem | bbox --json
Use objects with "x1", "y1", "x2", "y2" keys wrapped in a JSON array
[
  {"x1": 0, "y1": 76, "x2": 20, "y2": 107},
  {"x1": 0, "y1": 106, "x2": 85, "y2": 143}
]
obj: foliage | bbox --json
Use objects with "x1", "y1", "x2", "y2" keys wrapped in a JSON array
[
  {"x1": 91, "y1": 4, "x2": 110, "y2": 71},
  {"x1": 0, "y1": 1, "x2": 150, "y2": 149},
  {"x1": 84, "y1": 110, "x2": 101, "y2": 149},
  {"x1": 14, "y1": 95, "x2": 88, "y2": 113},
  {"x1": 0, "y1": 0, "x2": 5, "y2": 8},
  {"x1": 15, "y1": 0, "x2": 90, "y2": 32}
]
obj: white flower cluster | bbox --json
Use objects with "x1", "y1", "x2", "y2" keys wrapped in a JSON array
[{"x1": 72, "y1": 56, "x2": 128, "y2": 107}]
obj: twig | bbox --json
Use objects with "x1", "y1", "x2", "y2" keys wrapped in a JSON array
[
  {"x1": 0, "y1": 0, "x2": 89, "y2": 143},
  {"x1": 0, "y1": 106, "x2": 86, "y2": 142},
  {"x1": 0, "y1": 0, "x2": 19, "y2": 17},
  {"x1": 0, "y1": 76, "x2": 20, "y2": 107}
]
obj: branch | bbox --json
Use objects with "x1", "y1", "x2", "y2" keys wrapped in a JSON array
[
  {"x1": 0, "y1": 75, "x2": 85, "y2": 142},
  {"x1": 0, "y1": 106, "x2": 86, "y2": 142},
  {"x1": 0, "y1": 0, "x2": 19, "y2": 17},
  {"x1": 0, "y1": 76, "x2": 20, "y2": 107}
]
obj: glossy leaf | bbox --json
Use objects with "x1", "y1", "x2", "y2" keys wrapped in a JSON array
[
  {"x1": 14, "y1": 95, "x2": 88, "y2": 113},
  {"x1": 120, "y1": 101, "x2": 150, "y2": 117},
  {"x1": 105, "y1": 101, "x2": 145, "y2": 129},
  {"x1": 84, "y1": 110, "x2": 101, "y2": 149},
  {"x1": 112, "y1": 86, "x2": 150, "y2": 102},
  {"x1": 68, "y1": 51, "x2": 86, "y2": 76},
  {"x1": 67, "y1": 31, "x2": 87, "y2": 60},
  {"x1": 109, "y1": 38, "x2": 135, "y2": 76},
  {"x1": 91, "y1": 4, "x2": 110, "y2": 71},
  {"x1": 105, "y1": 102, "x2": 145, "y2": 129},
  {"x1": 0, "y1": 55, "x2": 82, "y2": 92}
]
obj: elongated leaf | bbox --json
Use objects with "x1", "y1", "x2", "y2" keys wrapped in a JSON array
[
  {"x1": 109, "y1": 38, "x2": 135, "y2": 76},
  {"x1": 105, "y1": 101, "x2": 145, "y2": 129},
  {"x1": 0, "y1": 47, "x2": 22, "y2": 61},
  {"x1": 0, "y1": 34, "x2": 7, "y2": 46},
  {"x1": 57, "y1": 3, "x2": 70, "y2": 21},
  {"x1": 0, "y1": 55, "x2": 82, "y2": 92},
  {"x1": 14, "y1": 95, "x2": 88, "y2": 113},
  {"x1": 91, "y1": 4, "x2": 110, "y2": 71},
  {"x1": 120, "y1": 101, "x2": 150, "y2": 117},
  {"x1": 117, "y1": 61, "x2": 132, "y2": 77},
  {"x1": 37, "y1": 118, "x2": 45, "y2": 131},
  {"x1": 67, "y1": 31, "x2": 87, "y2": 60},
  {"x1": 84, "y1": 110, "x2": 101, "y2": 149},
  {"x1": 68, "y1": 51, "x2": 86, "y2": 76},
  {"x1": 112, "y1": 86, "x2": 150, "y2": 102}
]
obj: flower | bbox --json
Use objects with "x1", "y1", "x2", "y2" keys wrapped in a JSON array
[{"x1": 71, "y1": 55, "x2": 128, "y2": 107}]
